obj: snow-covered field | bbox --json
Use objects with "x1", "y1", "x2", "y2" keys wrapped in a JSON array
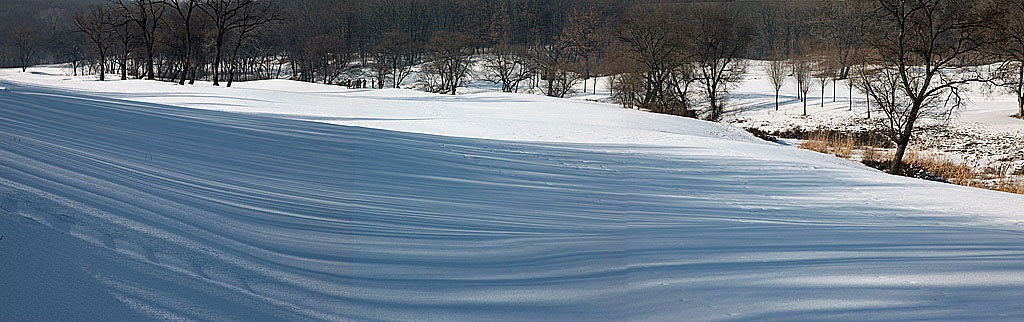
[
  {"x1": 726, "y1": 63, "x2": 1024, "y2": 170},
  {"x1": 3, "y1": 67, "x2": 1024, "y2": 321},
  {"x1": 728, "y1": 64, "x2": 1024, "y2": 133}
]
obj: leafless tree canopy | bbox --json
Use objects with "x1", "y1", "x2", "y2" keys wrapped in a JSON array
[
  {"x1": 988, "y1": 0, "x2": 1024, "y2": 118},
  {"x1": 74, "y1": 5, "x2": 116, "y2": 80},
  {"x1": 615, "y1": 5, "x2": 692, "y2": 116},
  {"x1": 423, "y1": 31, "x2": 474, "y2": 95},
  {"x1": 862, "y1": 0, "x2": 1001, "y2": 174},
  {"x1": 763, "y1": 60, "x2": 788, "y2": 112}
]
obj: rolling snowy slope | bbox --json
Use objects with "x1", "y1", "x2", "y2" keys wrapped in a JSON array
[{"x1": 2, "y1": 72, "x2": 1024, "y2": 321}]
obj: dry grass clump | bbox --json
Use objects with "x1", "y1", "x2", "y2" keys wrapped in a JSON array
[
  {"x1": 988, "y1": 164, "x2": 1024, "y2": 194},
  {"x1": 901, "y1": 150, "x2": 978, "y2": 185},
  {"x1": 800, "y1": 131, "x2": 857, "y2": 159},
  {"x1": 799, "y1": 133, "x2": 830, "y2": 153},
  {"x1": 799, "y1": 131, "x2": 1024, "y2": 195},
  {"x1": 994, "y1": 178, "x2": 1024, "y2": 194},
  {"x1": 861, "y1": 146, "x2": 884, "y2": 164}
]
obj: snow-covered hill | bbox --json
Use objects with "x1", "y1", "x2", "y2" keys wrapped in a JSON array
[{"x1": 2, "y1": 69, "x2": 1024, "y2": 321}]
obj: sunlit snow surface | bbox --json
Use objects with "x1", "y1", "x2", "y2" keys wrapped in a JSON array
[{"x1": 2, "y1": 68, "x2": 1024, "y2": 321}]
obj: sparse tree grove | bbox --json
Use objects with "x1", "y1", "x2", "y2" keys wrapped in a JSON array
[{"x1": 0, "y1": 0, "x2": 1018, "y2": 175}]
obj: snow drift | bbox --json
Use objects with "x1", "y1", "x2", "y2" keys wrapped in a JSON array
[{"x1": 2, "y1": 73, "x2": 1024, "y2": 321}]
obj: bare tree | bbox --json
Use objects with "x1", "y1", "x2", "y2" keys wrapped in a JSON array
[
  {"x1": 752, "y1": 1, "x2": 783, "y2": 58},
  {"x1": 989, "y1": 0, "x2": 1024, "y2": 118},
  {"x1": 851, "y1": 55, "x2": 881, "y2": 119},
  {"x1": 610, "y1": 70, "x2": 646, "y2": 109},
  {"x1": 865, "y1": 0, "x2": 999, "y2": 174},
  {"x1": 815, "y1": 57, "x2": 833, "y2": 107},
  {"x1": 38, "y1": 8, "x2": 83, "y2": 75},
  {"x1": 532, "y1": 40, "x2": 581, "y2": 99},
  {"x1": 763, "y1": 58, "x2": 788, "y2": 112},
  {"x1": 480, "y1": 4, "x2": 531, "y2": 93},
  {"x1": 423, "y1": 31, "x2": 474, "y2": 95},
  {"x1": 373, "y1": 31, "x2": 417, "y2": 89},
  {"x1": 225, "y1": 2, "x2": 278, "y2": 87},
  {"x1": 303, "y1": 34, "x2": 351, "y2": 85},
  {"x1": 670, "y1": 62, "x2": 699, "y2": 116},
  {"x1": 370, "y1": 46, "x2": 393, "y2": 89},
  {"x1": 792, "y1": 57, "x2": 813, "y2": 116},
  {"x1": 751, "y1": 1, "x2": 814, "y2": 59},
  {"x1": 200, "y1": 0, "x2": 274, "y2": 86},
  {"x1": 561, "y1": 7, "x2": 603, "y2": 94},
  {"x1": 54, "y1": 31, "x2": 87, "y2": 76},
  {"x1": 9, "y1": 27, "x2": 41, "y2": 72},
  {"x1": 617, "y1": 6, "x2": 691, "y2": 115},
  {"x1": 74, "y1": 5, "x2": 116, "y2": 81},
  {"x1": 690, "y1": 3, "x2": 753, "y2": 121},
  {"x1": 114, "y1": 0, "x2": 165, "y2": 80},
  {"x1": 111, "y1": 16, "x2": 139, "y2": 80},
  {"x1": 993, "y1": 62, "x2": 1024, "y2": 119},
  {"x1": 483, "y1": 44, "x2": 533, "y2": 93},
  {"x1": 38, "y1": 8, "x2": 71, "y2": 48},
  {"x1": 160, "y1": 0, "x2": 200, "y2": 85},
  {"x1": 388, "y1": 34, "x2": 417, "y2": 89},
  {"x1": 812, "y1": 0, "x2": 872, "y2": 80}
]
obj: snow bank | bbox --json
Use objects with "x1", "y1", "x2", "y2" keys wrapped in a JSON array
[{"x1": 2, "y1": 69, "x2": 1024, "y2": 321}]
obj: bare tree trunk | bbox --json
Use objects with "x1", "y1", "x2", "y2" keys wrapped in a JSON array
[
  {"x1": 1019, "y1": 63, "x2": 1024, "y2": 117},
  {"x1": 582, "y1": 56, "x2": 589, "y2": 93},
  {"x1": 227, "y1": 34, "x2": 243, "y2": 88},
  {"x1": 121, "y1": 54, "x2": 128, "y2": 80},
  {"x1": 891, "y1": 134, "x2": 910, "y2": 175},
  {"x1": 775, "y1": 91, "x2": 779, "y2": 111},
  {"x1": 180, "y1": 49, "x2": 189, "y2": 85},
  {"x1": 179, "y1": 36, "x2": 190, "y2": 85},
  {"x1": 99, "y1": 51, "x2": 106, "y2": 81},
  {"x1": 890, "y1": 103, "x2": 921, "y2": 174},
  {"x1": 866, "y1": 92, "x2": 870, "y2": 118},
  {"x1": 212, "y1": 34, "x2": 223, "y2": 86},
  {"x1": 546, "y1": 70, "x2": 553, "y2": 97},
  {"x1": 848, "y1": 80, "x2": 853, "y2": 111},
  {"x1": 707, "y1": 79, "x2": 721, "y2": 120},
  {"x1": 450, "y1": 67, "x2": 458, "y2": 95},
  {"x1": 145, "y1": 43, "x2": 155, "y2": 80}
]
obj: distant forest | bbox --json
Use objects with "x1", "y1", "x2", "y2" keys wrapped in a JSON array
[
  {"x1": 2, "y1": 0, "x2": 1022, "y2": 174},
  {"x1": 0, "y1": 0, "x2": 833, "y2": 88}
]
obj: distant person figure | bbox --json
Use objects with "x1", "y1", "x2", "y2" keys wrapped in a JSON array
[{"x1": 362, "y1": 79, "x2": 367, "y2": 89}]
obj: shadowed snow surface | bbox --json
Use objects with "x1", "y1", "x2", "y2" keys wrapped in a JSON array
[{"x1": 1, "y1": 78, "x2": 1024, "y2": 321}]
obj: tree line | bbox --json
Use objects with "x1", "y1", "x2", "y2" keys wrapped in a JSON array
[{"x1": 2, "y1": 0, "x2": 1023, "y2": 174}]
